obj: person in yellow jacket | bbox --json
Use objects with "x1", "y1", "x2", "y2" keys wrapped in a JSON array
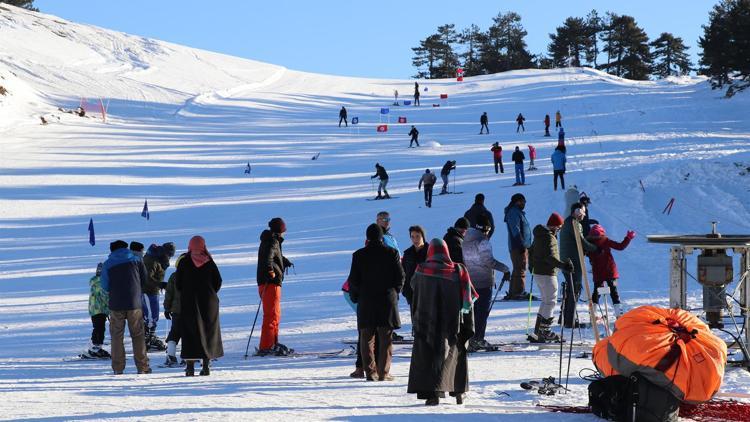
[{"x1": 555, "y1": 110, "x2": 562, "y2": 129}]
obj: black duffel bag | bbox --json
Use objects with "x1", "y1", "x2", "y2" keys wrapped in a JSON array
[{"x1": 588, "y1": 373, "x2": 679, "y2": 421}]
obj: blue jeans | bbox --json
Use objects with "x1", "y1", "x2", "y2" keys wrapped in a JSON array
[
  {"x1": 514, "y1": 163, "x2": 525, "y2": 184},
  {"x1": 473, "y1": 287, "x2": 493, "y2": 340}
]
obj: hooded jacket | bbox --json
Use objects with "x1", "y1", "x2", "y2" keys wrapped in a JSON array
[
  {"x1": 443, "y1": 227, "x2": 465, "y2": 264},
  {"x1": 101, "y1": 247, "x2": 147, "y2": 311},
  {"x1": 142, "y1": 244, "x2": 169, "y2": 295},
  {"x1": 462, "y1": 228, "x2": 510, "y2": 289},
  {"x1": 529, "y1": 225, "x2": 567, "y2": 276},
  {"x1": 503, "y1": 204, "x2": 532, "y2": 251},
  {"x1": 257, "y1": 230, "x2": 291, "y2": 286},
  {"x1": 586, "y1": 235, "x2": 632, "y2": 283}
]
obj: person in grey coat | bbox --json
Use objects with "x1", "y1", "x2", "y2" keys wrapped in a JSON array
[{"x1": 461, "y1": 214, "x2": 510, "y2": 351}]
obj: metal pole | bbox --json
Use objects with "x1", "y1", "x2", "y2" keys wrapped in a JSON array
[{"x1": 244, "y1": 284, "x2": 268, "y2": 359}]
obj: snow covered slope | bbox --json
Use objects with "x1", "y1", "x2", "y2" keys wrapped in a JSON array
[{"x1": 1, "y1": 4, "x2": 750, "y2": 421}]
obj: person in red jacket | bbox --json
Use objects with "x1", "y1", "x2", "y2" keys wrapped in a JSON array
[
  {"x1": 585, "y1": 224, "x2": 635, "y2": 318},
  {"x1": 527, "y1": 145, "x2": 537, "y2": 171},
  {"x1": 544, "y1": 114, "x2": 551, "y2": 137},
  {"x1": 490, "y1": 142, "x2": 503, "y2": 174}
]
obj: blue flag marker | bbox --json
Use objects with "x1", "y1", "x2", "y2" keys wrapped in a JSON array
[
  {"x1": 141, "y1": 199, "x2": 149, "y2": 220},
  {"x1": 380, "y1": 108, "x2": 389, "y2": 115},
  {"x1": 352, "y1": 117, "x2": 359, "y2": 125},
  {"x1": 88, "y1": 218, "x2": 95, "y2": 246}
]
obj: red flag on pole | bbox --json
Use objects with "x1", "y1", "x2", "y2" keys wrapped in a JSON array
[
  {"x1": 440, "y1": 94, "x2": 448, "y2": 99},
  {"x1": 376, "y1": 125, "x2": 388, "y2": 132},
  {"x1": 398, "y1": 117, "x2": 407, "y2": 123}
]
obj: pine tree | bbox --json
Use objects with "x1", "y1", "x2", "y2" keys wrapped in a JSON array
[
  {"x1": 548, "y1": 17, "x2": 591, "y2": 67},
  {"x1": 481, "y1": 12, "x2": 533, "y2": 73},
  {"x1": 0, "y1": 1, "x2": 38, "y2": 11},
  {"x1": 699, "y1": 0, "x2": 750, "y2": 96},
  {"x1": 584, "y1": 10, "x2": 603, "y2": 68},
  {"x1": 650, "y1": 33, "x2": 692, "y2": 78},
  {"x1": 411, "y1": 26, "x2": 459, "y2": 79},
  {"x1": 601, "y1": 15, "x2": 651, "y2": 80},
  {"x1": 458, "y1": 24, "x2": 484, "y2": 76}
]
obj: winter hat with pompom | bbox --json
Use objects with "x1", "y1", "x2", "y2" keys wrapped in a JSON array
[
  {"x1": 547, "y1": 212, "x2": 564, "y2": 228},
  {"x1": 269, "y1": 217, "x2": 287, "y2": 234},
  {"x1": 589, "y1": 224, "x2": 606, "y2": 237}
]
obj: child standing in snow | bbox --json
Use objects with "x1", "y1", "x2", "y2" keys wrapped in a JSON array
[
  {"x1": 87, "y1": 262, "x2": 111, "y2": 358},
  {"x1": 585, "y1": 224, "x2": 635, "y2": 318}
]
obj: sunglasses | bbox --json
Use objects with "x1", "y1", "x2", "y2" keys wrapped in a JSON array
[{"x1": 379, "y1": 217, "x2": 391, "y2": 222}]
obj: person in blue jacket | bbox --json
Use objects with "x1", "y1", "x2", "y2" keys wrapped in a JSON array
[
  {"x1": 551, "y1": 145, "x2": 567, "y2": 191},
  {"x1": 503, "y1": 193, "x2": 533, "y2": 300}
]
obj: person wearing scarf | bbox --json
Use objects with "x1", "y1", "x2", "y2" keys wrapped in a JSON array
[
  {"x1": 175, "y1": 235, "x2": 223, "y2": 376},
  {"x1": 408, "y1": 238, "x2": 477, "y2": 406}
]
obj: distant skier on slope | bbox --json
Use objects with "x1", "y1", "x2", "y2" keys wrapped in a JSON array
[
  {"x1": 528, "y1": 145, "x2": 537, "y2": 171},
  {"x1": 393, "y1": 89, "x2": 399, "y2": 106},
  {"x1": 555, "y1": 110, "x2": 562, "y2": 128},
  {"x1": 339, "y1": 106, "x2": 348, "y2": 127},
  {"x1": 418, "y1": 169, "x2": 437, "y2": 207},
  {"x1": 516, "y1": 113, "x2": 526, "y2": 133},
  {"x1": 558, "y1": 127, "x2": 565, "y2": 148},
  {"x1": 544, "y1": 114, "x2": 551, "y2": 137},
  {"x1": 511, "y1": 147, "x2": 525, "y2": 186},
  {"x1": 479, "y1": 112, "x2": 489, "y2": 134},
  {"x1": 408, "y1": 125, "x2": 420, "y2": 148},
  {"x1": 371, "y1": 163, "x2": 390, "y2": 199},
  {"x1": 491, "y1": 142, "x2": 503, "y2": 174},
  {"x1": 440, "y1": 160, "x2": 456, "y2": 194},
  {"x1": 414, "y1": 82, "x2": 420, "y2": 106}
]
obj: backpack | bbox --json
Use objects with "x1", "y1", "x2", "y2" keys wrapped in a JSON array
[{"x1": 588, "y1": 373, "x2": 679, "y2": 422}]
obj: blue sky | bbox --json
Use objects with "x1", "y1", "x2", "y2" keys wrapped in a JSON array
[{"x1": 35, "y1": 0, "x2": 715, "y2": 78}]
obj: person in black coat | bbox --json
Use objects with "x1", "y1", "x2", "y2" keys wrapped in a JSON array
[
  {"x1": 480, "y1": 112, "x2": 489, "y2": 134},
  {"x1": 176, "y1": 236, "x2": 223, "y2": 376},
  {"x1": 401, "y1": 225, "x2": 428, "y2": 306},
  {"x1": 348, "y1": 224, "x2": 405, "y2": 381},
  {"x1": 256, "y1": 218, "x2": 293, "y2": 355},
  {"x1": 440, "y1": 160, "x2": 456, "y2": 194},
  {"x1": 408, "y1": 126, "x2": 420, "y2": 148},
  {"x1": 339, "y1": 106, "x2": 348, "y2": 127},
  {"x1": 371, "y1": 163, "x2": 390, "y2": 199},
  {"x1": 443, "y1": 217, "x2": 470, "y2": 264},
  {"x1": 463, "y1": 194, "x2": 495, "y2": 239}
]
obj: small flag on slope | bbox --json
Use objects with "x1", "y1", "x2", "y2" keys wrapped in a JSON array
[
  {"x1": 88, "y1": 218, "x2": 95, "y2": 246},
  {"x1": 141, "y1": 199, "x2": 149, "y2": 220}
]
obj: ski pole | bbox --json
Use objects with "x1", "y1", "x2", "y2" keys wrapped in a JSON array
[
  {"x1": 558, "y1": 275, "x2": 567, "y2": 384},
  {"x1": 244, "y1": 283, "x2": 268, "y2": 359},
  {"x1": 526, "y1": 275, "x2": 535, "y2": 336},
  {"x1": 565, "y1": 279, "x2": 577, "y2": 391},
  {"x1": 488, "y1": 276, "x2": 506, "y2": 314}
]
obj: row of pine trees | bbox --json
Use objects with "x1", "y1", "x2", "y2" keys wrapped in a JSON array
[{"x1": 412, "y1": 1, "x2": 750, "y2": 97}]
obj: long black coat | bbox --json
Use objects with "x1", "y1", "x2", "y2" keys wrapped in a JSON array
[
  {"x1": 401, "y1": 244, "x2": 427, "y2": 305},
  {"x1": 443, "y1": 227, "x2": 465, "y2": 264},
  {"x1": 176, "y1": 255, "x2": 223, "y2": 360},
  {"x1": 408, "y1": 270, "x2": 474, "y2": 396},
  {"x1": 348, "y1": 242, "x2": 405, "y2": 329},
  {"x1": 464, "y1": 203, "x2": 495, "y2": 238}
]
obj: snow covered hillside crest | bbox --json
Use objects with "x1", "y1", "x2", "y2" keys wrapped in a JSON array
[{"x1": 1, "y1": 3, "x2": 750, "y2": 421}]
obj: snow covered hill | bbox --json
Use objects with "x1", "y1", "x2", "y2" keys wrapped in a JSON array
[{"x1": 1, "y1": 4, "x2": 750, "y2": 421}]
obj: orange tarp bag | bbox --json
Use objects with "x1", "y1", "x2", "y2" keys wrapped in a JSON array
[{"x1": 593, "y1": 305, "x2": 727, "y2": 404}]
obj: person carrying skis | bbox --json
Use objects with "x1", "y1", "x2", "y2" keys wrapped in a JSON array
[
  {"x1": 85, "y1": 262, "x2": 111, "y2": 359},
  {"x1": 256, "y1": 218, "x2": 294, "y2": 356},
  {"x1": 490, "y1": 142, "x2": 503, "y2": 174},
  {"x1": 558, "y1": 203, "x2": 598, "y2": 328},
  {"x1": 163, "y1": 254, "x2": 184, "y2": 367},
  {"x1": 371, "y1": 163, "x2": 390, "y2": 199},
  {"x1": 544, "y1": 114, "x2": 551, "y2": 137},
  {"x1": 528, "y1": 145, "x2": 537, "y2": 170},
  {"x1": 440, "y1": 160, "x2": 456, "y2": 194},
  {"x1": 339, "y1": 106, "x2": 348, "y2": 127},
  {"x1": 585, "y1": 225, "x2": 635, "y2": 318},
  {"x1": 407, "y1": 238, "x2": 476, "y2": 406},
  {"x1": 408, "y1": 125, "x2": 420, "y2": 148},
  {"x1": 551, "y1": 145, "x2": 566, "y2": 191},
  {"x1": 444, "y1": 217, "x2": 470, "y2": 264},
  {"x1": 516, "y1": 113, "x2": 526, "y2": 133},
  {"x1": 527, "y1": 212, "x2": 572, "y2": 343},
  {"x1": 479, "y1": 112, "x2": 489, "y2": 134},
  {"x1": 348, "y1": 224, "x2": 405, "y2": 381},
  {"x1": 414, "y1": 82, "x2": 420, "y2": 106},
  {"x1": 511, "y1": 146, "x2": 525, "y2": 186},
  {"x1": 464, "y1": 193, "x2": 495, "y2": 239},
  {"x1": 503, "y1": 193, "x2": 533, "y2": 300},
  {"x1": 462, "y1": 214, "x2": 510, "y2": 351},
  {"x1": 555, "y1": 110, "x2": 562, "y2": 128},
  {"x1": 418, "y1": 169, "x2": 436, "y2": 208},
  {"x1": 401, "y1": 225, "x2": 427, "y2": 306}
]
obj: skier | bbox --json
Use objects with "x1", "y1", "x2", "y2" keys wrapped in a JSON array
[
  {"x1": 558, "y1": 127, "x2": 565, "y2": 148},
  {"x1": 516, "y1": 113, "x2": 526, "y2": 133},
  {"x1": 339, "y1": 106, "x2": 348, "y2": 127},
  {"x1": 84, "y1": 262, "x2": 111, "y2": 359},
  {"x1": 163, "y1": 254, "x2": 184, "y2": 367},
  {"x1": 407, "y1": 238, "x2": 475, "y2": 406},
  {"x1": 544, "y1": 114, "x2": 551, "y2": 137},
  {"x1": 527, "y1": 212, "x2": 572, "y2": 343},
  {"x1": 371, "y1": 163, "x2": 390, "y2": 199},
  {"x1": 256, "y1": 218, "x2": 294, "y2": 356},
  {"x1": 586, "y1": 225, "x2": 635, "y2": 319},
  {"x1": 347, "y1": 224, "x2": 405, "y2": 381},
  {"x1": 463, "y1": 214, "x2": 510, "y2": 352},
  {"x1": 479, "y1": 112, "x2": 489, "y2": 134},
  {"x1": 463, "y1": 193, "x2": 495, "y2": 239},
  {"x1": 511, "y1": 146, "x2": 525, "y2": 186},
  {"x1": 418, "y1": 169, "x2": 436, "y2": 208},
  {"x1": 401, "y1": 225, "x2": 427, "y2": 305},
  {"x1": 558, "y1": 203, "x2": 598, "y2": 328},
  {"x1": 142, "y1": 243, "x2": 175, "y2": 351},
  {"x1": 176, "y1": 236, "x2": 223, "y2": 376},
  {"x1": 551, "y1": 145, "x2": 566, "y2": 191},
  {"x1": 408, "y1": 125, "x2": 420, "y2": 148},
  {"x1": 101, "y1": 240, "x2": 151, "y2": 375},
  {"x1": 503, "y1": 193, "x2": 533, "y2": 300},
  {"x1": 439, "y1": 160, "x2": 456, "y2": 194},
  {"x1": 393, "y1": 89, "x2": 399, "y2": 106},
  {"x1": 444, "y1": 217, "x2": 470, "y2": 264},
  {"x1": 528, "y1": 145, "x2": 537, "y2": 170},
  {"x1": 490, "y1": 142, "x2": 504, "y2": 174},
  {"x1": 555, "y1": 110, "x2": 562, "y2": 128},
  {"x1": 414, "y1": 82, "x2": 420, "y2": 106}
]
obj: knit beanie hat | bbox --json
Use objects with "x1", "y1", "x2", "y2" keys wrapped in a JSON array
[
  {"x1": 454, "y1": 217, "x2": 470, "y2": 230},
  {"x1": 366, "y1": 223, "x2": 383, "y2": 242},
  {"x1": 162, "y1": 242, "x2": 176, "y2": 257},
  {"x1": 547, "y1": 212, "x2": 564, "y2": 228},
  {"x1": 110, "y1": 240, "x2": 128, "y2": 252},
  {"x1": 269, "y1": 217, "x2": 287, "y2": 234},
  {"x1": 589, "y1": 224, "x2": 606, "y2": 237},
  {"x1": 129, "y1": 241, "x2": 144, "y2": 253},
  {"x1": 474, "y1": 214, "x2": 492, "y2": 231}
]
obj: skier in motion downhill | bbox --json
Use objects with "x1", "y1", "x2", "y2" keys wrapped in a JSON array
[{"x1": 371, "y1": 163, "x2": 390, "y2": 199}]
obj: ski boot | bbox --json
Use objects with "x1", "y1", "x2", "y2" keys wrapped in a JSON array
[
  {"x1": 163, "y1": 354, "x2": 180, "y2": 367},
  {"x1": 272, "y1": 343, "x2": 294, "y2": 356}
]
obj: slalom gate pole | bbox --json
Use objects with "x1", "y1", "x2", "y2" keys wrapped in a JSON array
[
  {"x1": 244, "y1": 283, "x2": 268, "y2": 359},
  {"x1": 526, "y1": 275, "x2": 535, "y2": 336}
]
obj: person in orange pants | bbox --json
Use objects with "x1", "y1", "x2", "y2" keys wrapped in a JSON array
[{"x1": 256, "y1": 217, "x2": 293, "y2": 356}]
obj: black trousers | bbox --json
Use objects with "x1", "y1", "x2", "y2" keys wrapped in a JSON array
[
  {"x1": 423, "y1": 184, "x2": 434, "y2": 206},
  {"x1": 592, "y1": 279, "x2": 621, "y2": 305},
  {"x1": 410, "y1": 135, "x2": 419, "y2": 147},
  {"x1": 494, "y1": 158, "x2": 504, "y2": 174},
  {"x1": 339, "y1": 117, "x2": 347, "y2": 127},
  {"x1": 545, "y1": 125, "x2": 550, "y2": 136},
  {"x1": 91, "y1": 313, "x2": 107, "y2": 345},
  {"x1": 480, "y1": 123, "x2": 489, "y2": 134},
  {"x1": 414, "y1": 96, "x2": 420, "y2": 106},
  {"x1": 516, "y1": 122, "x2": 525, "y2": 132},
  {"x1": 166, "y1": 313, "x2": 181, "y2": 344},
  {"x1": 556, "y1": 121, "x2": 562, "y2": 128},
  {"x1": 553, "y1": 170, "x2": 565, "y2": 190}
]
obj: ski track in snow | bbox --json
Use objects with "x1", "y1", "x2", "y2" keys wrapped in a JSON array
[{"x1": 1, "y1": 5, "x2": 750, "y2": 421}]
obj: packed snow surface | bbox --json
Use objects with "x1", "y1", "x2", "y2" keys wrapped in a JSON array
[{"x1": 1, "y1": 4, "x2": 750, "y2": 421}]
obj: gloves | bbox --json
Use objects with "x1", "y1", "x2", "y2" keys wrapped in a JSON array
[
  {"x1": 164, "y1": 311, "x2": 171, "y2": 320},
  {"x1": 502, "y1": 272, "x2": 511, "y2": 282},
  {"x1": 626, "y1": 230, "x2": 636, "y2": 240},
  {"x1": 563, "y1": 261, "x2": 575, "y2": 274}
]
